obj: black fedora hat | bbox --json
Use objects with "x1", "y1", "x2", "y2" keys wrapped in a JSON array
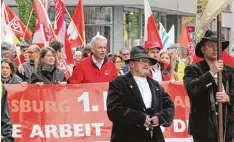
[
  {"x1": 125, "y1": 46, "x2": 157, "y2": 65},
  {"x1": 195, "y1": 30, "x2": 229, "y2": 58}
]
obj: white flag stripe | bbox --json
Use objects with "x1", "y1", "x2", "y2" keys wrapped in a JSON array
[
  {"x1": 159, "y1": 22, "x2": 174, "y2": 49},
  {"x1": 144, "y1": 0, "x2": 152, "y2": 41},
  {"x1": 168, "y1": 25, "x2": 175, "y2": 43}
]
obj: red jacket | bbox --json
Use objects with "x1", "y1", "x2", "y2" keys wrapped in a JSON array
[{"x1": 69, "y1": 56, "x2": 118, "y2": 84}]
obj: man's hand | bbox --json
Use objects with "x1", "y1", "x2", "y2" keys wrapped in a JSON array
[
  {"x1": 209, "y1": 60, "x2": 223, "y2": 75},
  {"x1": 151, "y1": 116, "x2": 159, "y2": 127},
  {"x1": 36, "y1": 82, "x2": 44, "y2": 86},
  {"x1": 20, "y1": 81, "x2": 28, "y2": 87},
  {"x1": 216, "y1": 92, "x2": 230, "y2": 103},
  {"x1": 58, "y1": 81, "x2": 67, "y2": 87},
  {"x1": 18, "y1": 65, "x2": 24, "y2": 75},
  {"x1": 216, "y1": 84, "x2": 230, "y2": 103},
  {"x1": 144, "y1": 116, "x2": 151, "y2": 128}
]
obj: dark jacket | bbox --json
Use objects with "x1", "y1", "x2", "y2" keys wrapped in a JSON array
[
  {"x1": 1, "y1": 74, "x2": 23, "y2": 84},
  {"x1": 30, "y1": 69, "x2": 66, "y2": 84},
  {"x1": 1, "y1": 84, "x2": 14, "y2": 142},
  {"x1": 183, "y1": 60, "x2": 234, "y2": 139},
  {"x1": 107, "y1": 72, "x2": 174, "y2": 142},
  {"x1": 17, "y1": 60, "x2": 36, "y2": 82}
]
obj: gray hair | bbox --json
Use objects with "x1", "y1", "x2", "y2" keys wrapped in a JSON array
[
  {"x1": 74, "y1": 51, "x2": 82, "y2": 56},
  {"x1": 119, "y1": 47, "x2": 130, "y2": 54},
  {"x1": 90, "y1": 35, "x2": 107, "y2": 48},
  {"x1": 29, "y1": 45, "x2": 41, "y2": 52},
  {"x1": 1, "y1": 42, "x2": 14, "y2": 55}
]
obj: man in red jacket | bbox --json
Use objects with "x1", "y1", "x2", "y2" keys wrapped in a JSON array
[
  {"x1": 69, "y1": 35, "x2": 118, "y2": 84},
  {"x1": 144, "y1": 41, "x2": 171, "y2": 81}
]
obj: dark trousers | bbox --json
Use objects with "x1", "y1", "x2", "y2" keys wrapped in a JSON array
[{"x1": 193, "y1": 137, "x2": 234, "y2": 142}]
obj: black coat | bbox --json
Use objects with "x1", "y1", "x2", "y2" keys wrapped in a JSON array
[
  {"x1": 107, "y1": 72, "x2": 174, "y2": 142},
  {"x1": 31, "y1": 69, "x2": 66, "y2": 84},
  {"x1": 1, "y1": 84, "x2": 14, "y2": 142},
  {"x1": 183, "y1": 60, "x2": 234, "y2": 139}
]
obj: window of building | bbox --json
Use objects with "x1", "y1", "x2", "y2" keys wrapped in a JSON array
[
  {"x1": 59, "y1": 6, "x2": 113, "y2": 52},
  {"x1": 124, "y1": 8, "x2": 141, "y2": 48},
  {"x1": 159, "y1": 13, "x2": 167, "y2": 29},
  {"x1": 84, "y1": 7, "x2": 113, "y2": 52},
  {"x1": 222, "y1": 27, "x2": 230, "y2": 52},
  {"x1": 224, "y1": 4, "x2": 232, "y2": 13},
  {"x1": 222, "y1": 27, "x2": 230, "y2": 40},
  {"x1": 153, "y1": 11, "x2": 159, "y2": 27}
]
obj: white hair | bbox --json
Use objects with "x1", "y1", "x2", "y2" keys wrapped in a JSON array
[
  {"x1": 74, "y1": 51, "x2": 82, "y2": 56},
  {"x1": 90, "y1": 35, "x2": 107, "y2": 48}
]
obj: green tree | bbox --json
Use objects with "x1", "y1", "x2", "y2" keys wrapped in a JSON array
[{"x1": 15, "y1": 0, "x2": 36, "y2": 35}]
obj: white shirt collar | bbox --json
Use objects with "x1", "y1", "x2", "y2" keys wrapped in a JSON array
[
  {"x1": 92, "y1": 55, "x2": 104, "y2": 70},
  {"x1": 133, "y1": 76, "x2": 152, "y2": 108}
]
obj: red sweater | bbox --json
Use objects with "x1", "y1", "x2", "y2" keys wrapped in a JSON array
[{"x1": 69, "y1": 56, "x2": 118, "y2": 84}]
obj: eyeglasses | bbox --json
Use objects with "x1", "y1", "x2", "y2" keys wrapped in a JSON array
[
  {"x1": 122, "y1": 53, "x2": 129, "y2": 56},
  {"x1": 28, "y1": 51, "x2": 38, "y2": 54},
  {"x1": 133, "y1": 59, "x2": 151, "y2": 64}
]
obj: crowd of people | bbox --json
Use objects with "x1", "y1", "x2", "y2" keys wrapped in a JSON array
[
  {"x1": 1, "y1": 30, "x2": 234, "y2": 142},
  {"x1": 1, "y1": 34, "x2": 193, "y2": 86}
]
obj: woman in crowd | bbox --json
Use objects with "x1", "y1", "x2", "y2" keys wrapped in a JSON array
[
  {"x1": 1, "y1": 59, "x2": 23, "y2": 84},
  {"x1": 160, "y1": 51, "x2": 178, "y2": 81},
  {"x1": 82, "y1": 43, "x2": 92, "y2": 58},
  {"x1": 110, "y1": 54, "x2": 124, "y2": 76},
  {"x1": 31, "y1": 47, "x2": 67, "y2": 85}
]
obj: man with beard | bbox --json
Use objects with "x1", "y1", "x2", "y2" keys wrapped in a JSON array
[
  {"x1": 106, "y1": 46, "x2": 174, "y2": 142},
  {"x1": 183, "y1": 30, "x2": 234, "y2": 142}
]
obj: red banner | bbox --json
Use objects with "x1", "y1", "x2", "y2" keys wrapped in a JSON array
[{"x1": 5, "y1": 82, "x2": 192, "y2": 142}]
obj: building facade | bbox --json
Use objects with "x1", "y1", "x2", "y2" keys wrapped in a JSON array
[
  {"x1": 8, "y1": 0, "x2": 224, "y2": 54},
  {"x1": 209, "y1": 2, "x2": 234, "y2": 55}
]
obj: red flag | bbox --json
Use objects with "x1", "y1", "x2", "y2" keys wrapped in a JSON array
[
  {"x1": 144, "y1": 0, "x2": 163, "y2": 48},
  {"x1": 54, "y1": 0, "x2": 73, "y2": 64},
  {"x1": 222, "y1": 51, "x2": 234, "y2": 66},
  {"x1": 4, "y1": 5, "x2": 32, "y2": 41},
  {"x1": 179, "y1": 24, "x2": 191, "y2": 49},
  {"x1": 67, "y1": 0, "x2": 85, "y2": 47},
  {"x1": 192, "y1": 51, "x2": 234, "y2": 66},
  {"x1": 33, "y1": 0, "x2": 56, "y2": 46}
]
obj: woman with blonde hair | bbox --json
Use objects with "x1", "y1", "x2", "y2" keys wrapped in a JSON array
[{"x1": 160, "y1": 51, "x2": 178, "y2": 81}]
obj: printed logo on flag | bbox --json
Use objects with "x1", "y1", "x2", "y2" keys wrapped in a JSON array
[
  {"x1": 8, "y1": 17, "x2": 24, "y2": 35},
  {"x1": 55, "y1": 1, "x2": 63, "y2": 20}
]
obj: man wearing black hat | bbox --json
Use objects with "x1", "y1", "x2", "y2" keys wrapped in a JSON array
[
  {"x1": 183, "y1": 30, "x2": 234, "y2": 142},
  {"x1": 106, "y1": 46, "x2": 174, "y2": 142}
]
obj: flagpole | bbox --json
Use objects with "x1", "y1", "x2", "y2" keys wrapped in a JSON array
[
  {"x1": 217, "y1": 14, "x2": 224, "y2": 142},
  {"x1": 64, "y1": 6, "x2": 86, "y2": 46},
  {"x1": 23, "y1": 9, "x2": 34, "y2": 39}
]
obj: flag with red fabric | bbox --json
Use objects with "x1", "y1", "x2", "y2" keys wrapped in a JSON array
[
  {"x1": 179, "y1": 24, "x2": 192, "y2": 49},
  {"x1": 143, "y1": 0, "x2": 163, "y2": 48},
  {"x1": 4, "y1": 5, "x2": 32, "y2": 41},
  {"x1": 33, "y1": 0, "x2": 55, "y2": 47},
  {"x1": 53, "y1": 0, "x2": 73, "y2": 64},
  {"x1": 67, "y1": 0, "x2": 85, "y2": 47}
]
